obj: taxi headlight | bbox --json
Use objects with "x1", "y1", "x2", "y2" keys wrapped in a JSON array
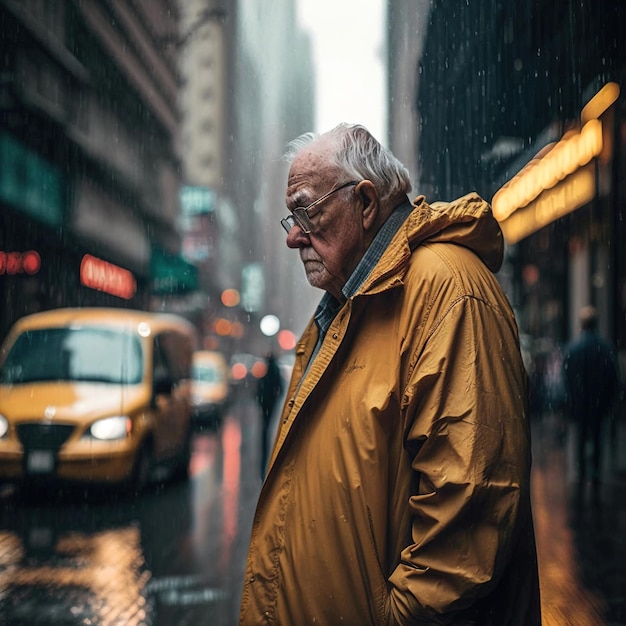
[
  {"x1": 89, "y1": 416, "x2": 130, "y2": 440},
  {"x1": 0, "y1": 415, "x2": 8, "y2": 439}
]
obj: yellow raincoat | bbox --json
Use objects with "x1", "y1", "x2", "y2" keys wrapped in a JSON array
[{"x1": 240, "y1": 194, "x2": 541, "y2": 625}]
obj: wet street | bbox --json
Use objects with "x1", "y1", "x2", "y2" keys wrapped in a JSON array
[
  {"x1": 532, "y1": 411, "x2": 626, "y2": 626},
  {"x1": 0, "y1": 391, "x2": 264, "y2": 626},
  {"x1": 0, "y1": 393, "x2": 625, "y2": 625}
]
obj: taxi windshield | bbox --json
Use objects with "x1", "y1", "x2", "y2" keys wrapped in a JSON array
[{"x1": 0, "y1": 327, "x2": 144, "y2": 385}]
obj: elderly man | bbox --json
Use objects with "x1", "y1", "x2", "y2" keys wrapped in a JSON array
[{"x1": 239, "y1": 124, "x2": 541, "y2": 625}]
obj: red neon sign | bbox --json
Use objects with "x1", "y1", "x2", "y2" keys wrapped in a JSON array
[
  {"x1": 0, "y1": 250, "x2": 41, "y2": 275},
  {"x1": 80, "y1": 254, "x2": 136, "y2": 300}
]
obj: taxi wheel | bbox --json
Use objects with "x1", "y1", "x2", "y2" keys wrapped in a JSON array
[
  {"x1": 127, "y1": 442, "x2": 153, "y2": 496},
  {"x1": 173, "y1": 428, "x2": 192, "y2": 481}
]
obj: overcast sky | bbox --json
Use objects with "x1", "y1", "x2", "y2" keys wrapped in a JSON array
[{"x1": 296, "y1": 0, "x2": 387, "y2": 144}]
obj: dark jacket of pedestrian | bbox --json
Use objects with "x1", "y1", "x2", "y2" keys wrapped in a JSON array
[
  {"x1": 240, "y1": 124, "x2": 540, "y2": 626},
  {"x1": 256, "y1": 353, "x2": 283, "y2": 422},
  {"x1": 256, "y1": 353, "x2": 284, "y2": 477},
  {"x1": 562, "y1": 307, "x2": 619, "y2": 422},
  {"x1": 562, "y1": 306, "x2": 620, "y2": 484}
]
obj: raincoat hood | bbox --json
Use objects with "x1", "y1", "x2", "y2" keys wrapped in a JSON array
[{"x1": 363, "y1": 193, "x2": 503, "y2": 298}]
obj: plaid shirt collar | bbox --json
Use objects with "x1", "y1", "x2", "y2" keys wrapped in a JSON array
[{"x1": 314, "y1": 198, "x2": 413, "y2": 337}]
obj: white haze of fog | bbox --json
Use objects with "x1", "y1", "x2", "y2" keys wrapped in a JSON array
[{"x1": 296, "y1": 0, "x2": 387, "y2": 144}]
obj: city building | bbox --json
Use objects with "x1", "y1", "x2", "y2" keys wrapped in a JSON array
[
  {"x1": 387, "y1": 0, "x2": 626, "y2": 363},
  {"x1": 177, "y1": 0, "x2": 316, "y2": 356},
  {"x1": 0, "y1": 0, "x2": 196, "y2": 341},
  {"x1": 224, "y1": 0, "x2": 317, "y2": 347}
]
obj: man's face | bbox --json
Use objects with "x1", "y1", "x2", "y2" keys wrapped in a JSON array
[{"x1": 285, "y1": 138, "x2": 366, "y2": 301}]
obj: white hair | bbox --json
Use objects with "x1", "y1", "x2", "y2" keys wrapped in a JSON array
[{"x1": 284, "y1": 123, "x2": 412, "y2": 204}]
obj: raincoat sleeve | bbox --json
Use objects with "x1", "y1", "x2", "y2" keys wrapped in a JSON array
[{"x1": 388, "y1": 296, "x2": 530, "y2": 625}]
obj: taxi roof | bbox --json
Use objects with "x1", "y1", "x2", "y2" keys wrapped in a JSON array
[{"x1": 5, "y1": 307, "x2": 197, "y2": 340}]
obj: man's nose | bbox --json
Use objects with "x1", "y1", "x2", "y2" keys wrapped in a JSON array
[{"x1": 285, "y1": 224, "x2": 309, "y2": 248}]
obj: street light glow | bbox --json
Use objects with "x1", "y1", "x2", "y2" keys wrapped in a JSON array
[{"x1": 260, "y1": 315, "x2": 280, "y2": 337}]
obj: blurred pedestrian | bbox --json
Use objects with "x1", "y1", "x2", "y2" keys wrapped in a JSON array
[
  {"x1": 239, "y1": 124, "x2": 540, "y2": 625},
  {"x1": 529, "y1": 349, "x2": 548, "y2": 420},
  {"x1": 255, "y1": 352, "x2": 283, "y2": 477},
  {"x1": 562, "y1": 305, "x2": 620, "y2": 486}
]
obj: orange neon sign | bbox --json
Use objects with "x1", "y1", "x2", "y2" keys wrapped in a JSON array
[
  {"x1": 80, "y1": 254, "x2": 136, "y2": 300},
  {"x1": 499, "y1": 166, "x2": 595, "y2": 245},
  {"x1": 492, "y1": 82, "x2": 619, "y2": 243},
  {"x1": 492, "y1": 119, "x2": 602, "y2": 222}
]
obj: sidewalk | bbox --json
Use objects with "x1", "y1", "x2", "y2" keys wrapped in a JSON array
[{"x1": 531, "y1": 412, "x2": 626, "y2": 625}]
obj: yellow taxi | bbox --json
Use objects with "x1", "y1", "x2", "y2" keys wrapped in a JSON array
[
  {"x1": 0, "y1": 307, "x2": 197, "y2": 494},
  {"x1": 190, "y1": 350, "x2": 231, "y2": 428}
]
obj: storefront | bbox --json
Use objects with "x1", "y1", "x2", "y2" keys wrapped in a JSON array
[
  {"x1": 492, "y1": 82, "x2": 623, "y2": 356},
  {"x1": 0, "y1": 210, "x2": 149, "y2": 342},
  {"x1": 0, "y1": 131, "x2": 149, "y2": 341}
]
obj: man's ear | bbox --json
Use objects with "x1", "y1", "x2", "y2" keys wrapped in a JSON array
[{"x1": 355, "y1": 180, "x2": 378, "y2": 230}]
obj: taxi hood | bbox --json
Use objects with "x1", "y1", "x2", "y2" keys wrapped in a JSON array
[{"x1": 0, "y1": 382, "x2": 150, "y2": 423}]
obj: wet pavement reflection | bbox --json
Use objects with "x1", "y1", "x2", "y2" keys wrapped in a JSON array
[
  {"x1": 532, "y1": 412, "x2": 626, "y2": 626},
  {"x1": 0, "y1": 393, "x2": 263, "y2": 626},
  {"x1": 0, "y1": 393, "x2": 625, "y2": 624}
]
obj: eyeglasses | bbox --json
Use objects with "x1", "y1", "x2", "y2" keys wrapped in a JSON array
[{"x1": 281, "y1": 180, "x2": 359, "y2": 234}]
